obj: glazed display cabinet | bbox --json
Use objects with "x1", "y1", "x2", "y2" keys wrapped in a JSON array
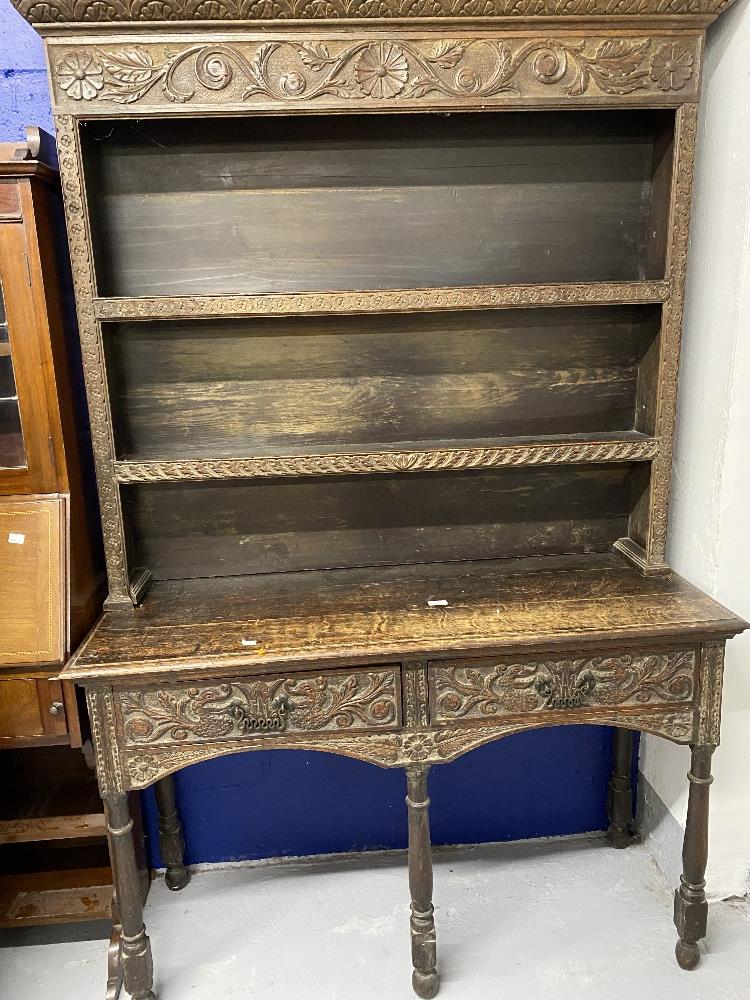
[{"x1": 11, "y1": 1, "x2": 748, "y2": 997}]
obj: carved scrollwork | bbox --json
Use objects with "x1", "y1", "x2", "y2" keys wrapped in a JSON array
[
  {"x1": 119, "y1": 669, "x2": 400, "y2": 746},
  {"x1": 49, "y1": 37, "x2": 699, "y2": 109},
  {"x1": 12, "y1": 0, "x2": 738, "y2": 25},
  {"x1": 431, "y1": 650, "x2": 696, "y2": 723}
]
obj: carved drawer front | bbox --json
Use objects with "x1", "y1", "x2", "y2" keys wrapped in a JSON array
[
  {"x1": 118, "y1": 666, "x2": 402, "y2": 748},
  {"x1": 428, "y1": 649, "x2": 697, "y2": 725}
]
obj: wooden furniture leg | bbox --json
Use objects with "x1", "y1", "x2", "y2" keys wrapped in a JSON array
[
  {"x1": 406, "y1": 765, "x2": 439, "y2": 999},
  {"x1": 606, "y1": 728, "x2": 636, "y2": 848},
  {"x1": 105, "y1": 794, "x2": 155, "y2": 1000},
  {"x1": 674, "y1": 745, "x2": 714, "y2": 970},
  {"x1": 105, "y1": 895, "x2": 124, "y2": 1000},
  {"x1": 154, "y1": 776, "x2": 189, "y2": 891}
]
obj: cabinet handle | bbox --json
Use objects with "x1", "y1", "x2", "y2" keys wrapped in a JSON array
[{"x1": 49, "y1": 701, "x2": 64, "y2": 716}]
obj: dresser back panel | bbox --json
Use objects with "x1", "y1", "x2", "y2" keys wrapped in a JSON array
[
  {"x1": 82, "y1": 110, "x2": 673, "y2": 297},
  {"x1": 122, "y1": 464, "x2": 635, "y2": 580},
  {"x1": 105, "y1": 306, "x2": 659, "y2": 460}
]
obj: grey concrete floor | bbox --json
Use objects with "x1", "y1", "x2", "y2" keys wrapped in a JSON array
[{"x1": 1, "y1": 835, "x2": 748, "y2": 999}]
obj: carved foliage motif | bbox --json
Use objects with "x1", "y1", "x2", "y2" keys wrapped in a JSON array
[
  {"x1": 120, "y1": 670, "x2": 400, "y2": 746},
  {"x1": 12, "y1": 0, "x2": 736, "y2": 24},
  {"x1": 50, "y1": 38, "x2": 698, "y2": 108},
  {"x1": 697, "y1": 641, "x2": 725, "y2": 746},
  {"x1": 431, "y1": 650, "x2": 696, "y2": 723}
]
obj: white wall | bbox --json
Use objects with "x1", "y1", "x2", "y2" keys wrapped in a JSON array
[{"x1": 639, "y1": 0, "x2": 750, "y2": 901}]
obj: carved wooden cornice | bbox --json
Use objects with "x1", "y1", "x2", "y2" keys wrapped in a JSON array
[{"x1": 10, "y1": 0, "x2": 739, "y2": 27}]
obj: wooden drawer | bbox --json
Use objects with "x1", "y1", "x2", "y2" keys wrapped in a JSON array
[
  {"x1": 117, "y1": 665, "x2": 402, "y2": 748},
  {"x1": 0, "y1": 498, "x2": 66, "y2": 666},
  {"x1": 428, "y1": 649, "x2": 697, "y2": 725},
  {"x1": 0, "y1": 674, "x2": 68, "y2": 745}
]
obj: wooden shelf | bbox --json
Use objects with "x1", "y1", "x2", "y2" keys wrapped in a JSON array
[
  {"x1": 114, "y1": 432, "x2": 659, "y2": 484},
  {"x1": 0, "y1": 868, "x2": 112, "y2": 927},
  {"x1": 94, "y1": 280, "x2": 670, "y2": 323},
  {"x1": 0, "y1": 813, "x2": 106, "y2": 845}
]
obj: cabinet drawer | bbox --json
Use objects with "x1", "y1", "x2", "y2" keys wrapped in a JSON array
[
  {"x1": 0, "y1": 675, "x2": 68, "y2": 744},
  {"x1": 0, "y1": 498, "x2": 66, "y2": 666},
  {"x1": 428, "y1": 649, "x2": 697, "y2": 725},
  {"x1": 118, "y1": 665, "x2": 402, "y2": 748}
]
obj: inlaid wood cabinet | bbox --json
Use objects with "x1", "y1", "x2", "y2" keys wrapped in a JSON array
[{"x1": 10, "y1": 1, "x2": 748, "y2": 997}]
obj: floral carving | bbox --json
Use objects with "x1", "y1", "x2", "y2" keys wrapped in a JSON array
[
  {"x1": 401, "y1": 732, "x2": 438, "y2": 761},
  {"x1": 56, "y1": 52, "x2": 104, "y2": 100},
  {"x1": 355, "y1": 42, "x2": 409, "y2": 97},
  {"x1": 50, "y1": 37, "x2": 697, "y2": 107},
  {"x1": 431, "y1": 651, "x2": 696, "y2": 722},
  {"x1": 120, "y1": 670, "x2": 400, "y2": 746},
  {"x1": 650, "y1": 43, "x2": 695, "y2": 91}
]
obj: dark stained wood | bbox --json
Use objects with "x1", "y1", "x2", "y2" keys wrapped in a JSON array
[
  {"x1": 122, "y1": 465, "x2": 634, "y2": 580},
  {"x1": 105, "y1": 794, "x2": 154, "y2": 1000},
  {"x1": 406, "y1": 766, "x2": 438, "y2": 999},
  {"x1": 153, "y1": 776, "x2": 188, "y2": 892},
  {"x1": 605, "y1": 728, "x2": 636, "y2": 848},
  {"x1": 105, "y1": 306, "x2": 658, "y2": 459},
  {"x1": 83, "y1": 112, "x2": 670, "y2": 298},
  {"x1": 65, "y1": 553, "x2": 746, "y2": 682},
  {"x1": 674, "y1": 745, "x2": 713, "y2": 969}
]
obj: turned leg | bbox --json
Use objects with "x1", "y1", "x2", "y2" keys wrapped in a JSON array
[
  {"x1": 154, "y1": 775, "x2": 189, "y2": 891},
  {"x1": 406, "y1": 765, "x2": 439, "y2": 999},
  {"x1": 606, "y1": 728, "x2": 636, "y2": 848},
  {"x1": 106, "y1": 794, "x2": 155, "y2": 1000},
  {"x1": 674, "y1": 745, "x2": 714, "y2": 970},
  {"x1": 105, "y1": 894, "x2": 124, "y2": 1000}
]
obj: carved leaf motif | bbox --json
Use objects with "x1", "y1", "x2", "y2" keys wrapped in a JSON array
[
  {"x1": 428, "y1": 40, "x2": 467, "y2": 68},
  {"x1": 567, "y1": 38, "x2": 650, "y2": 96},
  {"x1": 296, "y1": 41, "x2": 334, "y2": 70},
  {"x1": 98, "y1": 47, "x2": 154, "y2": 83}
]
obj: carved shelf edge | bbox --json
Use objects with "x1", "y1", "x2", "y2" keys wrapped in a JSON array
[
  {"x1": 12, "y1": 0, "x2": 737, "y2": 26},
  {"x1": 46, "y1": 35, "x2": 702, "y2": 113},
  {"x1": 114, "y1": 436, "x2": 659, "y2": 483},
  {"x1": 94, "y1": 281, "x2": 670, "y2": 322}
]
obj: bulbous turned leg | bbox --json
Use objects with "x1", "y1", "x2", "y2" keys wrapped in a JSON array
[
  {"x1": 674, "y1": 745, "x2": 714, "y2": 970},
  {"x1": 606, "y1": 728, "x2": 637, "y2": 849},
  {"x1": 406, "y1": 765, "x2": 439, "y2": 999},
  {"x1": 106, "y1": 794, "x2": 155, "y2": 1000},
  {"x1": 155, "y1": 775, "x2": 189, "y2": 891}
]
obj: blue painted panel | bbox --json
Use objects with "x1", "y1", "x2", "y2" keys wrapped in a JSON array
[{"x1": 142, "y1": 726, "x2": 614, "y2": 866}]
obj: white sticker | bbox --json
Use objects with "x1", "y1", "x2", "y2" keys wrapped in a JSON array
[
  {"x1": 241, "y1": 638, "x2": 258, "y2": 647},
  {"x1": 8, "y1": 532, "x2": 25, "y2": 545},
  {"x1": 427, "y1": 599, "x2": 449, "y2": 607}
]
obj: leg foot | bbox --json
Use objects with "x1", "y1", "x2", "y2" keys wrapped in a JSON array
[
  {"x1": 675, "y1": 940, "x2": 701, "y2": 971},
  {"x1": 673, "y1": 745, "x2": 713, "y2": 970},
  {"x1": 106, "y1": 794, "x2": 156, "y2": 1000},
  {"x1": 105, "y1": 896, "x2": 124, "y2": 1000},
  {"x1": 606, "y1": 728, "x2": 636, "y2": 849},
  {"x1": 406, "y1": 765, "x2": 439, "y2": 998},
  {"x1": 155, "y1": 776, "x2": 189, "y2": 891}
]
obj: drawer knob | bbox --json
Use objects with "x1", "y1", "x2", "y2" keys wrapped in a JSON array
[{"x1": 49, "y1": 701, "x2": 64, "y2": 716}]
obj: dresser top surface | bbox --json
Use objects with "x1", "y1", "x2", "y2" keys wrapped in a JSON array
[{"x1": 64, "y1": 553, "x2": 747, "y2": 683}]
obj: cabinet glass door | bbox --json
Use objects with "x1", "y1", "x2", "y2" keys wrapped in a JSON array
[{"x1": 0, "y1": 277, "x2": 26, "y2": 469}]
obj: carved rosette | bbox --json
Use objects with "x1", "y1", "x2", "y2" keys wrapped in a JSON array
[
  {"x1": 430, "y1": 650, "x2": 696, "y2": 723},
  {"x1": 48, "y1": 37, "x2": 700, "y2": 112},
  {"x1": 119, "y1": 669, "x2": 401, "y2": 747}
]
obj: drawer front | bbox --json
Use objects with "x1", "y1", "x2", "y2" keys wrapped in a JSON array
[
  {"x1": 118, "y1": 665, "x2": 402, "y2": 748},
  {"x1": 0, "y1": 676, "x2": 68, "y2": 743},
  {"x1": 428, "y1": 649, "x2": 697, "y2": 725},
  {"x1": 0, "y1": 498, "x2": 66, "y2": 666}
]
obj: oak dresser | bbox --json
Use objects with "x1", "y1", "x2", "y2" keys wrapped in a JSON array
[{"x1": 11, "y1": 0, "x2": 748, "y2": 996}]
